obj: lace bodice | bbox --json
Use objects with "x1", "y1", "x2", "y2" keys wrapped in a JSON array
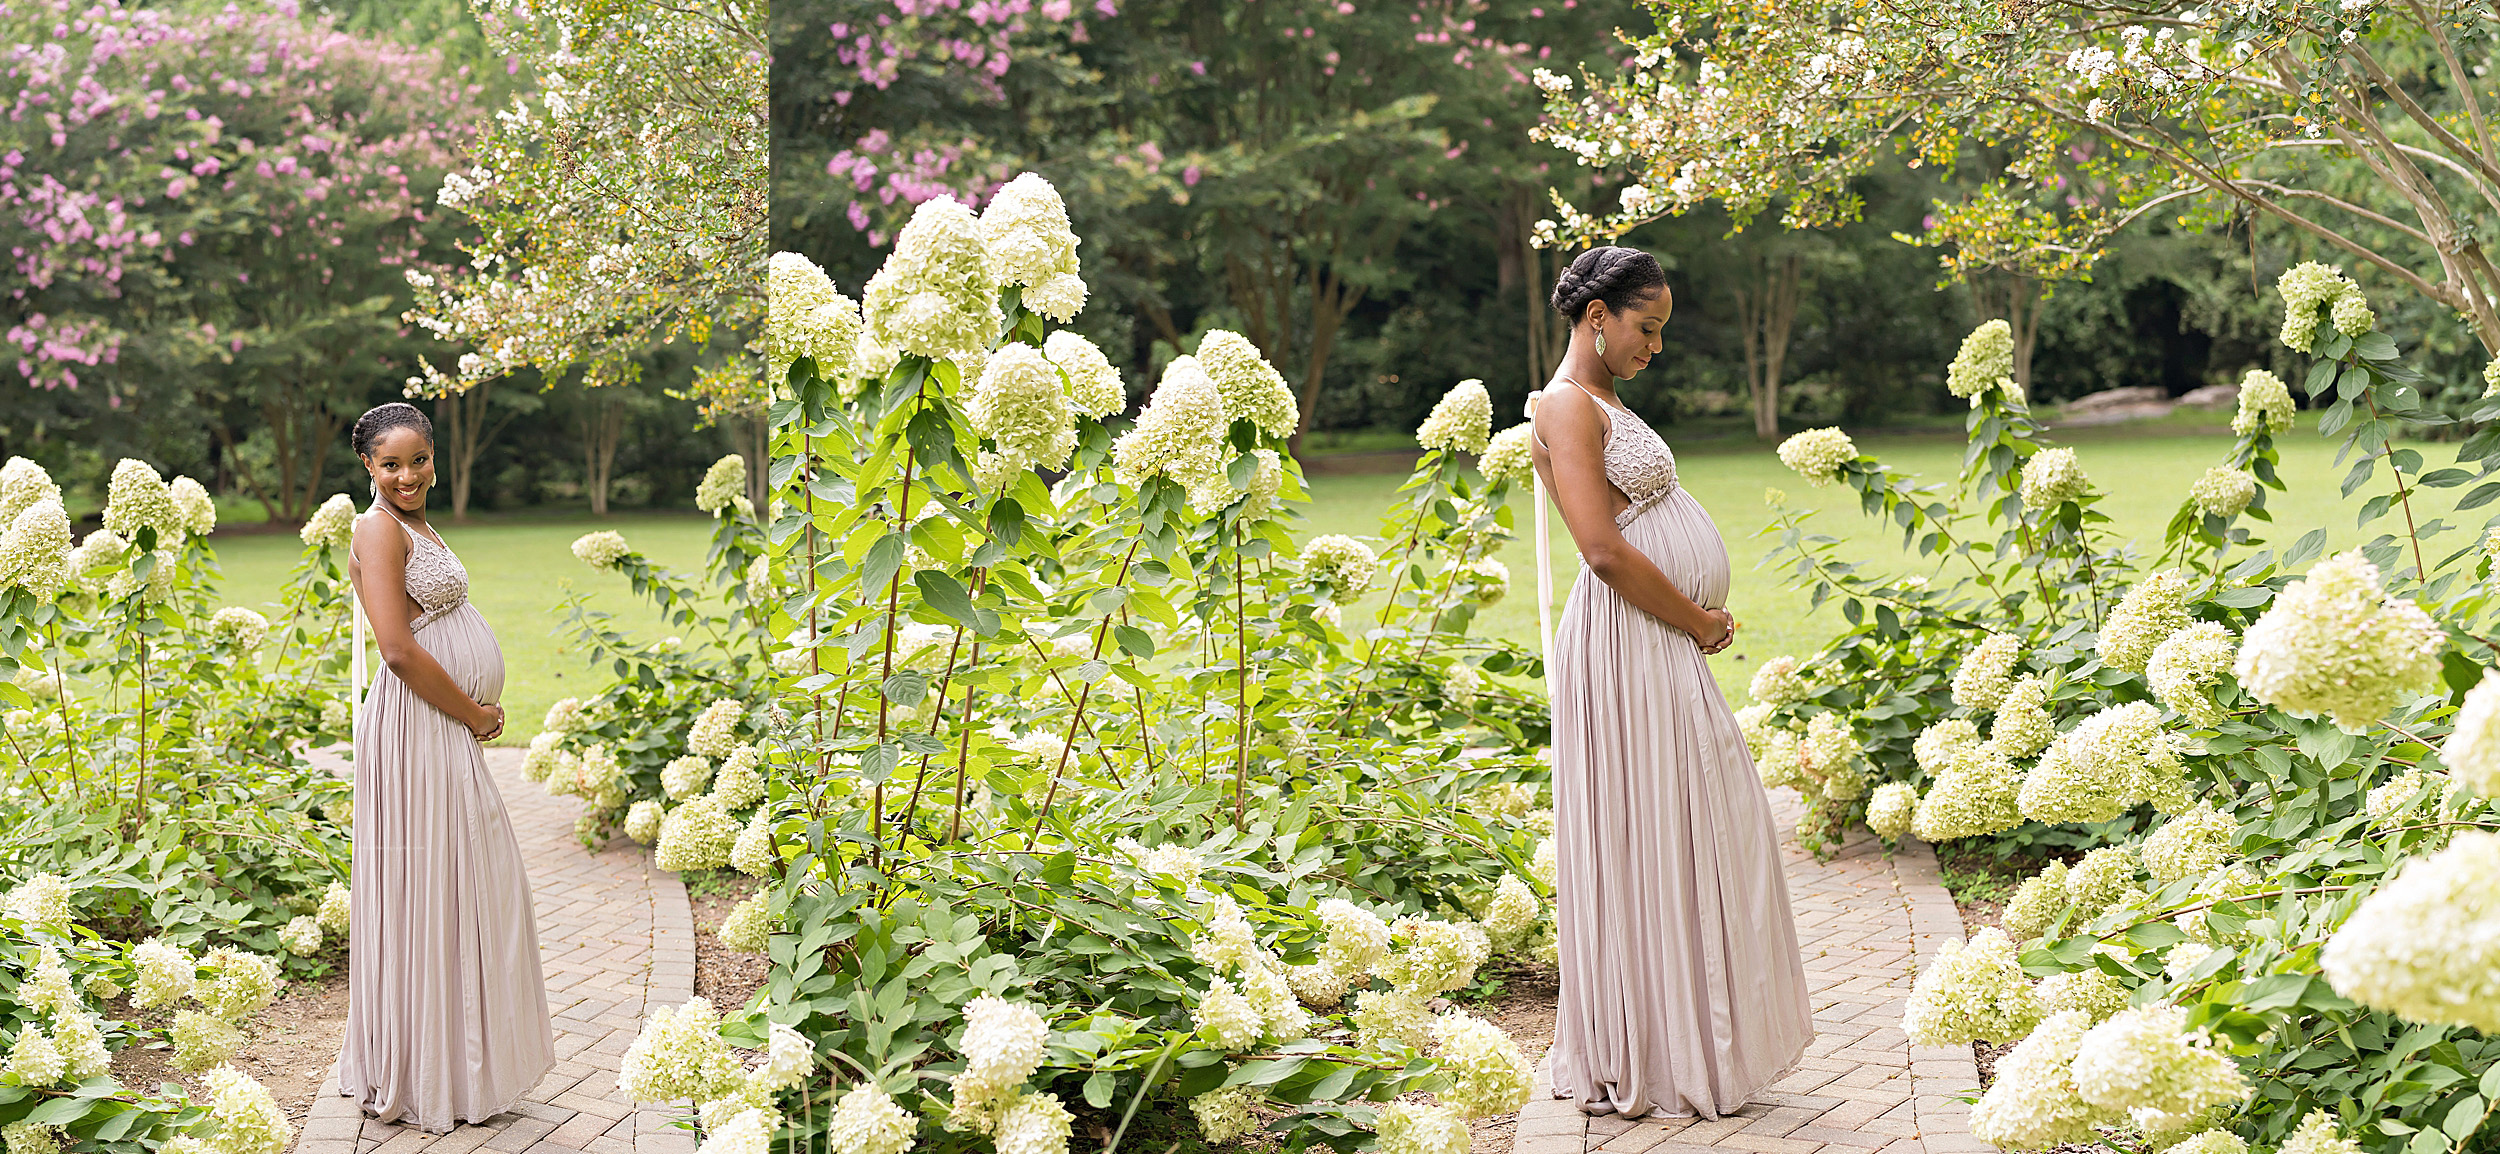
[
  {"x1": 356, "y1": 508, "x2": 471, "y2": 631},
  {"x1": 1538, "y1": 381, "x2": 1681, "y2": 528}
]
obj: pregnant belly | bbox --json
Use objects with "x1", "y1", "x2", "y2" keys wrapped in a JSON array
[
  {"x1": 1622, "y1": 490, "x2": 1732, "y2": 609},
  {"x1": 416, "y1": 605, "x2": 506, "y2": 704}
]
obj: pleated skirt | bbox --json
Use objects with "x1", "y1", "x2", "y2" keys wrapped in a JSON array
[
  {"x1": 338, "y1": 603, "x2": 556, "y2": 1133},
  {"x1": 1547, "y1": 487, "x2": 1815, "y2": 1119}
]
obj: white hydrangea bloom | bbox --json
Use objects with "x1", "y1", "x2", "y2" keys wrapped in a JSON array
[
  {"x1": 694, "y1": 1107, "x2": 775, "y2": 1154},
  {"x1": 766, "y1": 251, "x2": 863, "y2": 385},
  {"x1": 1460, "y1": 557, "x2": 1509, "y2": 606},
  {"x1": 1416, "y1": 379, "x2": 1493, "y2": 455},
  {"x1": 65, "y1": 528, "x2": 126, "y2": 578},
  {"x1": 1777, "y1": 427, "x2": 1857, "y2": 486},
  {"x1": 657, "y1": 796, "x2": 739, "y2": 872},
  {"x1": 2019, "y1": 702, "x2": 2188, "y2": 824},
  {"x1": 862, "y1": 196, "x2": 1002, "y2": 365},
  {"x1": 1376, "y1": 916, "x2": 1490, "y2": 997},
  {"x1": 825, "y1": 1083, "x2": 915, "y2": 1154},
  {"x1": 318, "y1": 882, "x2": 351, "y2": 935},
  {"x1": 2235, "y1": 551, "x2": 2444, "y2": 732},
  {"x1": 1111, "y1": 355, "x2": 1227, "y2": 492},
  {"x1": 718, "y1": 894, "x2": 777, "y2": 953},
  {"x1": 620, "y1": 997, "x2": 746, "y2": 1103},
  {"x1": 1240, "y1": 963, "x2": 1309, "y2": 1041},
  {"x1": 1300, "y1": 535, "x2": 1377, "y2": 604},
  {"x1": 1903, "y1": 928, "x2": 2043, "y2": 1046},
  {"x1": 1477, "y1": 424, "x2": 1534, "y2": 485},
  {"x1": 968, "y1": 343, "x2": 1079, "y2": 479},
  {"x1": 196, "y1": 947, "x2": 280, "y2": 1020},
  {"x1": 2232, "y1": 369, "x2": 2296, "y2": 436},
  {"x1": 131, "y1": 937, "x2": 197, "y2": 1009},
  {"x1": 1947, "y1": 319, "x2": 2017, "y2": 404},
  {"x1": 688, "y1": 699, "x2": 746, "y2": 758},
  {"x1": 662, "y1": 755, "x2": 716, "y2": 801},
  {"x1": 1188, "y1": 894, "x2": 1265, "y2": 972},
  {"x1": 1193, "y1": 976, "x2": 1264, "y2": 1049},
  {"x1": 17, "y1": 948, "x2": 77, "y2": 1020},
  {"x1": 1377, "y1": 1101, "x2": 1470, "y2": 1154},
  {"x1": 2069, "y1": 1004, "x2": 2251, "y2": 1131},
  {"x1": 1990, "y1": 677, "x2": 2057, "y2": 759},
  {"x1": 2140, "y1": 803, "x2": 2235, "y2": 884},
  {"x1": 2037, "y1": 968, "x2": 2128, "y2": 1022},
  {"x1": 5, "y1": 874, "x2": 72, "y2": 932},
  {"x1": 1188, "y1": 1086, "x2": 1259, "y2": 1143},
  {"x1": 1735, "y1": 704, "x2": 1777, "y2": 760},
  {"x1": 2065, "y1": 845, "x2": 2141, "y2": 918},
  {"x1": 279, "y1": 916, "x2": 323, "y2": 958},
  {"x1": 0, "y1": 498, "x2": 72, "y2": 599},
  {"x1": 170, "y1": 476, "x2": 214, "y2": 535},
  {"x1": 2147, "y1": 623, "x2": 2236, "y2": 727},
  {"x1": 1442, "y1": 664, "x2": 1484, "y2": 709},
  {"x1": 102, "y1": 458, "x2": 181, "y2": 541},
  {"x1": 1040, "y1": 330, "x2": 1124, "y2": 419},
  {"x1": 1748, "y1": 654, "x2": 1813, "y2": 706},
  {"x1": 1954, "y1": 633, "x2": 2024, "y2": 711},
  {"x1": 2164, "y1": 942, "x2": 2217, "y2": 982},
  {"x1": 993, "y1": 1092, "x2": 1072, "y2": 1154},
  {"x1": 2440, "y1": 670, "x2": 2500, "y2": 800},
  {"x1": 0, "y1": 457, "x2": 60, "y2": 526},
  {"x1": 981, "y1": 174, "x2": 1084, "y2": 306},
  {"x1": 954, "y1": 995, "x2": 1049, "y2": 1102},
  {"x1": 1, "y1": 1125, "x2": 55, "y2": 1154},
  {"x1": 1798, "y1": 712, "x2": 1868, "y2": 801},
  {"x1": 1914, "y1": 719, "x2": 1983, "y2": 774},
  {"x1": 2277, "y1": 262, "x2": 2358, "y2": 353},
  {"x1": 1482, "y1": 875, "x2": 1541, "y2": 944},
  {"x1": 543, "y1": 697, "x2": 589, "y2": 734},
  {"x1": 1867, "y1": 783, "x2": 1918, "y2": 840},
  {"x1": 2279, "y1": 1111, "x2": 2363, "y2": 1154},
  {"x1": 2020, "y1": 448, "x2": 2090, "y2": 511},
  {"x1": 196, "y1": 1065, "x2": 292, "y2": 1154},
  {"x1": 2365, "y1": 767, "x2": 2435, "y2": 827},
  {"x1": 50, "y1": 1013, "x2": 106, "y2": 1082},
  {"x1": 625, "y1": 800, "x2": 665, "y2": 845},
  {"x1": 572, "y1": 531, "x2": 630, "y2": 569},
  {"x1": 1319, "y1": 898, "x2": 1393, "y2": 977},
  {"x1": 1430, "y1": 1011, "x2": 1534, "y2": 1117},
  {"x1": 170, "y1": 1011, "x2": 243, "y2": 1073},
  {"x1": 2188, "y1": 468, "x2": 2255, "y2": 518},
  {"x1": 695, "y1": 456, "x2": 749, "y2": 516},
  {"x1": 732, "y1": 808, "x2": 781, "y2": 878},
  {"x1": 2001, "y1": 862, "x2": 2067, "y2": 941},
  {"x1": 1969, "y1": 1011, "x2": 2116, "y2": 1150},
  {"x1": 1352, "y1": 988, "x2": 1433, "y2": 1051},
  {"x1": 1912, "y1": 744, "x2": 2024, "y2": 842},
  {"x1": 1197, "y1": 330, "x2": 1299, "y2": 439},
  {"x1": 207, "y1": 607, "x2": 270, "y2": 651},
  {"x1": 2099, "y1": 570, "x2": 2193, "y2": 673},
  {"x1": 299, "y1": 494, "x2": 358, "y2": 549},
  {"x1": 2330, "y1": 291, "x2": 2375, "y2": 338},
  {"x1": 1532, "y1": 837, "x2": 1558, "y2": 889},
  {"x1": 2320, "y1": 830, "x2": 2500, "y2": 1031}
]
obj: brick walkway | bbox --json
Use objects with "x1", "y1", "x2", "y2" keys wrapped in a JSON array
[
  {"x1": 294, "y1": 749, "x2": 699, "y2": 1154},
  {"x1": 1512, "y1": 787, "x2": 1982, "y2": 1154}
]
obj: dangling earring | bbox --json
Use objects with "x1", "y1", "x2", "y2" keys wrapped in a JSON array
[{"x1": 1594, "y1": 328, "x2": 1607, "y2": 358}]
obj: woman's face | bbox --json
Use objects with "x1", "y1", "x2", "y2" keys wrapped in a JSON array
[
  {"x1": 363, "y1": 426, "x2": 436, "y2": 514},
  {"x1": 1591, "y1": 286, "x2": 1676, "y2": 379}
]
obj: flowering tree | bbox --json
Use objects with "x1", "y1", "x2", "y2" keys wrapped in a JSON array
[
  {"x1": 1531, "y1": 0, "x2": 2500, "y2": 358},
  {"x1": 402, "y1": 0, "x2": 769, "y2": 499},
  {"x1": 0, "y1": 2, "x2": 477, "y2": 521}
]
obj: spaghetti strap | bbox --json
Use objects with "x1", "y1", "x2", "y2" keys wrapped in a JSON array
[{"x1": 1533, "y1": 380, "x2": 1615, "y2": 452}]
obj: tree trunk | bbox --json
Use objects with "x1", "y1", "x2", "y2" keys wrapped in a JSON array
[
  {"x1": 1974, "y1": 272, "x2": 2044, "y2": 392},
  {"x1": 745, "y1": 409, "x2": 770, "y2": 513},
  {"x1": 1734, "y1": 252, "x2": 1803, "y2": 441},
  {"x1": 434, "y1": 380, "x2": 504, "y2": 521},
  {"x1": 579, "y1": 391, "x2": 623, "y2": 517}
]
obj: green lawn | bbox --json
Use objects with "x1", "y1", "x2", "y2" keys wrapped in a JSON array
[
  {"x1": 1295, "y1": 412, "x2": 2486, "y2": 705},
  {"x1": 203, "y1": 511, "x2": 730, "y2": 745}
]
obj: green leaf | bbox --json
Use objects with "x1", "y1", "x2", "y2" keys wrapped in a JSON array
[
  {"x1": 915, "y1": 571, "x2": 981, "y2": 628},
  {"x1": 2442, "y1": 1095, "x2": 2484, "y2": 1141},
  {"x1": 1084, "y1": 1069, "x2": 1117, "y2": 1109}
]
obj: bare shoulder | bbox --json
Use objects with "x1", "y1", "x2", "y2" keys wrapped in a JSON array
[
  {"x1": 1533, "y1": 383, "x2": 1607, "y2": 450},
  {"x1": 350, "y1": 510, "x2": 406, "y2": 565}
]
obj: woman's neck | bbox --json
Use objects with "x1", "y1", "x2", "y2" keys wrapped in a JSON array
[{"x1": 1553, "y1": 351, "x2": 1621, "y2": 400}]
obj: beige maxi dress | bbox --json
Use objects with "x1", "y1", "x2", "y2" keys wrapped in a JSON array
[
  {"x1": 338, "y1": 508, "x2": 555, "y2": 1133},
  {"x1": 1537, "y1": 383, "x2": 1814, "y2": 1119}
]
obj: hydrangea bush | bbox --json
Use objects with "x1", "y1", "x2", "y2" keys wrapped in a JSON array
[
  {"x1": 596, "y1": 175, "x2": 1559, "y2": 1154},
  {"x1": 1746, "y1": 273, "x2": 2500, "y2": 1152}
]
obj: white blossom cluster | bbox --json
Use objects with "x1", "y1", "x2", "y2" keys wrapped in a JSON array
[
  {"x1": 2440, "y1": 670, "x2": 2500, "y2": 799},
  {"x1": 1903, "y1": 928, "x2": 2043, "y2": 1046},
  {"x1": 967, "y1": 343, "x2": 1078, "y2": 487},
  {"x1": 2097, "y1": 570, "x2": 2192, "y2": 672},
  {"x1": 2320, "y1": 830, "x2": 2500, "y2": 1031},
  {"x1": 1915, "y1": 719, "x2": 1983, "y2": 772},
  {"x1": 2037, "y1": 969, "x2": 2128, "y2": 1023},
  {"x1": 1188, "y1": 1086, "x2": 1259, "y2": 1143},
  {"x1": 625, "y1": 800, "x2": 665, "y2": 844},
  {"x1": 300, "y1": 494, "x2": 359, "y2": 550},
  {"x1": 1376, "y1": 1100, "x2": 1470, "y2": 1154},
  {"x1": 657, "y1": 796, "x2": 739, "y2": 871},
  {"x1": 718, "y1": 895, "x2": 777, "y2": 953},
  {"x1": 207, "y1": 607, "x2": 270, "y2": 651},
  {"x1": 1430, "y1": 1010, "x2": 1535, "y2": 1117},
  {"x1": 688, "y1": 699, "x2": 746, "y2": 758},
  {"x1": 2001, "y1": 862, "x2": 2068, "y2": 941},
  {"x1": 1458, "y1": 557, "x2": 1510, "y2": 606},
  {"x1": 766, "y1": 251, "x2": 863, "y2": 386},
  {"x1": 980, "y1": 173, "x2": 1086, "y2": 321},
  {"x1": 2147, "y1": 622, "x2": 2236, "y2": 727},
  {"x1": 102, "y1": 458, "x2": 185, "y2": 542},
  {"x1": 0, "y1": 462, "x2": 70, "y2": 599},
  {"x1": 2069, "y1": 1004, "x2": 2250, "y2": 1132},
  {"x1": 1111, "y1": 355, "x2": 1227, "y2": 494},
  {"x1": 1777, "y1": 427, "x2": 1857, "y2": 486},
  {"x1": 663, "y1": 755, "x2": 716, "y2": 800},
  {"x1": 2279, "y1": 1111, "x2": 2363, "y2": 1154},
  {"x1": 1954, "y1": 634, "x2": 2024, "y2": 711},
  {"x1": 572, "y1": 530, "x2": 631, "y2": 569},
  {"x1": 2140, "y1": 804, "x2": 2236, "y2": 884},
  {"x1": 2233, "y1": 369, "x2": 2296, "y2": 436},
  {"x1": 2020, "y1": 448, "x2": 2090, "y2": 511},
  {"x1": 826, "y1": 1083, "x2": 916, "y2": 1154},
  {"x1": 1198, "y1": 330, "x2": 1300, "y2": 439},
  {"x1": 2234, "y1": 551, "x2": 2443, "y2": 732},
  {"x1": 1477, "y1": 424, "x2": 1535, "y2": 485},
  {"x1": 1115, "y1": 837, "x2": 1204, "y2": 892},
  {"x1": 1300, "y1": 535, "x2": 1378, "y2": 604},
  {"x1": 1947, "y1": 320, "x2": 2018, "y2": 405},
  {"x1": 695, "y1": 455, "x2": 749, "y2": 516},
  {"x1": 195, "y1": 947, "x2": 280, "y2": 1021},
  {"x1": 1042, "y1": 330, "x2": 1124, "y2": 419},
  {"x1": 1867, "y1": 783, "x2": 1918, "y2": 840},
  {"x1": 1749, "y1": 654, "x2": 1814, "y2": 706},
  {"x1": 2064, "y1": 846, "x2": 2143, "y2": 919},
  {"x1": 620, "y1": 996, "x2": 747, "y2": 1104},
  {"x1": 1480, "y1": 875, "x2": 1542, "y2": 947},
  {"x1": 1416, "y1": 380, "x2": 1493, "y2": 455},
  {"x1": 2019, "y1": 702, "x2": 2188, "y2": 824},
  {"x1": 1990, "y1": 677, "x2": 2057, "y2": 759},
  {"x1": 189, "y1": 1065, "x2": 293, "y2": 1154},
  {"x1": 2364, "y1": 767, "x2": 2437, "y2": 827},
  {"x1": 170, "y1": 477, "x2": 216, "y2": 537},
  {"x1": 1969, "y1": 1011, "x2": 2110, "y2": 1149},
  {"x1": 732, "y1": 808, "x2": 782, "y2": 877},
  {"x1": 2188, "y1": 468, "x2": 2255, "y2": 518},
  {"x1": 2276, "y1": 262, "x2": 2366, "y2": 353},
  {"x1": 1911, "y1": 744, "x2": 2024, "y2": 842},
  {"x1": 5, "y1": 874, "x2": 72, "y2": 931},
  {"x1": 863, "y1": 196, "x2": 1002, "y2": 367}
]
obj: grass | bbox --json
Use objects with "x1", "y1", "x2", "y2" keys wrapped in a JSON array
[
  {"x1": 1293, "y1": 409, "x2": 2482, "y2": 705},
  {"x1": 200, "y1": 510, "x2": 730, "y2": 745}
]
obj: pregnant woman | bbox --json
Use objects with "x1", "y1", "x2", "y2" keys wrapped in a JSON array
[
  {"x1": 1530, "y1": 247, "x2": 1814, "y2": 1119},
  {"x1": 337, "y1": 402, "x2": 555, "y2": 1132}
]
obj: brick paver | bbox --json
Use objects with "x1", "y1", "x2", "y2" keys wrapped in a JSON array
[
  {"x1": 1512, "y1": 787, "x2": 1981, "y2": 1154},
  {"x1": 294, "y1": 748, "x2": 698, "y2": 1154}
]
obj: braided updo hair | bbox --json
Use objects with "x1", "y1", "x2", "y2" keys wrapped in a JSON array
[
  {"x1": 1550, "y1": 245, "x2": 1668, "y2": 322},
  {"x1": 352, "y1": 402, "x2": 434, "y2": 504}
]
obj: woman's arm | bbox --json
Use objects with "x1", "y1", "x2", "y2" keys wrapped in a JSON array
[
  {"x1": 351, "y1": 515, "x2": 500, "y2": 738},
  {"x1": 1533, "y1": 389, "x2": 1731, "y2": 648}
]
